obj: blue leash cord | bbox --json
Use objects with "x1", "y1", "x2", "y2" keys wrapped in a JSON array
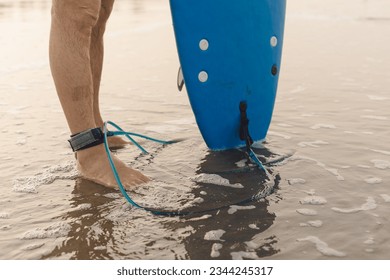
[
  {"x1": 103, "y1": 121, "x2": 145, "y2": 209},
  {"x1": 103, "y1": 121, "x2": 181, "y2": 215},
  {"x1": 103, "y1": 121, "x2": 270, "y2": 217}
]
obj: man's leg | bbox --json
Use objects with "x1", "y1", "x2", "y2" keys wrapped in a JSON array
[
  {"x1": 89, "y1": 0, "x2": 128, "y2": 148},
  {"x1": 49, "y1": 0, "x2": 149, "y2": 188}
]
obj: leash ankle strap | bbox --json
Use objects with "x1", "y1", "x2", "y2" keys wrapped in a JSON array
[{"x1": 68, "y1": 127, "x2": 106, "y2": 152}]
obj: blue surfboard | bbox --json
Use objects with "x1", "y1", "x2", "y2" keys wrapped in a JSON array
[{"x1": 170, "y1": 0, "x2": 286, "y2": 150}]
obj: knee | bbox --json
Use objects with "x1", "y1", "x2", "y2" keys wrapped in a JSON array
[
  {"x1": 99, "y1": 0, "x2": 115, "y2": 23},
  {"x1": 51, "y1": 0, "x2": 101, "y2": 33},
  {"x1": 93, "y1": 0, "x2": 114, "y2": 35}
]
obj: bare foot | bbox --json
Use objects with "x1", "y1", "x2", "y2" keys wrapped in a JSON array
[{"x1": 76, "y1": 144, "x2": 149, "y2": 189}]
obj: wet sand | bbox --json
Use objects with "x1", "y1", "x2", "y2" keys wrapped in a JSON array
[{"x1": 1, "y1": 0, "x2": 390, "y2": 259}]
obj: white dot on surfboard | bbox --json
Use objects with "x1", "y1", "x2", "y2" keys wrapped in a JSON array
[
  {"x1": 198, "y1": 71, "x2": 208, "y2": 83},
  {"x1": 199, "y1": 39, "x2": 209, "y2": 51},
  {"x1": 270, "y1": 36, "x2": 278, "y2": 47}
]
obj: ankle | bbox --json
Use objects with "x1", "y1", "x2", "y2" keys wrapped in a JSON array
[{"x1": 76, "y1": 144, "x2": 106, "y2": 164}]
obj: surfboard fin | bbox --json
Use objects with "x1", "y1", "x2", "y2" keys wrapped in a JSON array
[{"x1": 177, "y1": 66, "x2": 185, "y2": 91}]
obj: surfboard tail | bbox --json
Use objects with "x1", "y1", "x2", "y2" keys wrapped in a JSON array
[{"x1": 170, "y1": 0, "x2": 287, "y2": 150}]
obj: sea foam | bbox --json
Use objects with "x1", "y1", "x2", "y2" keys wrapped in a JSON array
[
  {"x1": 12, "y1": 161, "x2": 77, "y2": 193},
  {"x1": 300, "y1": 196, "x2": 327, "y2": 205},
  {"x1": 0, "y1": 213, "x2": 10, "y2": 219},
  {"x1": 296, "y1": 209, "x2": 318, "y2": 216},
  {"x1": 230, "y1": 251, "x2": 259, "y2": 260},
  {"x1": 210, "y1": 243, "x2": 223, "y2": 258},
  {"x1": 297, "y1": 236, "x2": 346, "y2": 257},
  {"x1": 364, "y1": 177, "x2": 382, "y2": 184},
  {"x1": 371, "y1": 159, "x2": 390, "y2": 169},
  {"x1": 288, "y1": 178, "x2": 306, "y2": 185},
  {"x1": 204, "y1": 230, "x2": 226, "y2": 241},
  {"x1": 298, "y1": 140, "x2": 329, "y2": 148},
  {"x1": 332, "y1": 197, "x2": 377, "y2": 214},
  {"x1": 228, "y1": 205, "x2": 256, "y2": 215},
  {"x1": 310, "y1": 124, "x2": 336, "y2": 130},
  {"x1": 21, "y1": 222, "x2": 71, "y2": 240},
  {"x1": 299, "y1": 220, "x2": 323, "y2": 228},
  {"x1": 193, "y1": 174, "x2": 244, "y2": 188},
  {"x1": 380, "y1": 194, "x2": 390, "y2": 203}
]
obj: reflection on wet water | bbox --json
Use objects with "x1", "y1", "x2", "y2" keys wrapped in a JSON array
[
  {"x1": 43, "y1": 179, "x2": 117, "y2": 260},
  {"x1": 38, "y1": 146, "x2": 282, "y2": 260},
  {"x1": 178, "y1": 149, "x2": 280, "y2": 259}
]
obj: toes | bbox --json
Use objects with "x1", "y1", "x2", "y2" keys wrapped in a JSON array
[{"x1": 122, "y1": 176, "x2": 149, "y2": 190}]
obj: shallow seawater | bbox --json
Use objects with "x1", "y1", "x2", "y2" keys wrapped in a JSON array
[{"x1": 1, "y1": 0, "x2": 390, "y2": 260}]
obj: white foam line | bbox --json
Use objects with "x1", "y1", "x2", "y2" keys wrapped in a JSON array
[
  {"x1": 193, "y1": 174, "x2": 244, "y2": 189},
  {"x1": 20, "y1": 222, "x2": 71, "y2": 240},
  {"x1": 23, "y1": 243, "x2": 45, "y2": 251},
  {"x1": 368, "y1": 95, "x2": 389, "y2": 101},
  {"x1": 299, "y1": 220, "x2": 323, "y2": 228},
  {"x1": 276, "y1": 123, "x2": 293, "y2": 127},
  {"x1": 186, "y1": 215, "x2": 212, "y2": 222},
  {"x1": 344, "y1": 130, "x2": 356, "y2": 134},
  {"x1": 228, "y1": 205, "x2": 256, "y2": 215},
  {"x1": 300, "y1": 196, "x2": 327, "y2": 205},
  {"x1": 361, "y1": 115, "x2": 388, "y2": 120},
  {"x1": 297, "y1": 236, "x2": 346, "y2": 257},
  {"x1": 310, "y1": 124, "x2": 336, "y2": 130},
  {"x1": 293, "y1": 155, "x2": 344, "y2": 181},
  {"x1": 296, "y1": 209, "x2": 318, "y2": 216},
  {"x1": 12, "y1": 161, "x2": 78, "y2": 193},
  {"x1": 93, "y1": 246, "x2": 107, "y2": 251},
  {"x1": 298, "y1": 140, "x2": 329, "y2": 148},
  {"x1": 288, "y1": 178, "x2": 306, "y2": 185},
  {"x1": 370, "y1": 149, "x2": 390, "y2": 156},
  {"x1": 364, "y1": 177, "x2": 382, "y2": 184},
  {"x1": 331, "y1": 197, "x2": 377, "y2": 214}
]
